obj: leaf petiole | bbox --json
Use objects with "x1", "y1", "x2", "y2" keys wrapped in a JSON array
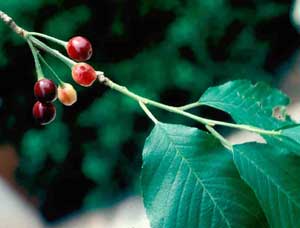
[
  {"x1": 139, "y1": 101, "x2": 158, "y2": 124},
  {"x1": 205, "y1": 125, "x2": 233, "y2": 151}
]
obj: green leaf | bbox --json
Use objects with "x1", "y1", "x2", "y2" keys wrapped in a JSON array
[
  {"x1": 199, "y1": 80, "x2": 291, "y2": 129},
  {"x1": 280, "y1": 125, "x2": 300, "y2": 145},
  {"x1": 233, "y1": 143, "x2": 300, "y2": 227},
  {"x1": 264, "y1": 125, "x2": 300, "y2": 156},
  {"x1": 142, "y1": 123, "x2": 267, "y2": 228}
]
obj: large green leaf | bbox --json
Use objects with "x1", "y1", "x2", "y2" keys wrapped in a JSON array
[
  {"x1": 233, "y1": 143, "x2": 300, "y2": 227},
  {"x1": 141, "y1": 123, "x2": 267, "y2": 228},
  {"x1": 199, "y1": 80, "x2": 291, "y2": 129}
]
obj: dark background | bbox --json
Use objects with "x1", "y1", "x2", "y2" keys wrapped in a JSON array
[{"x1": 0, "y1": 0, "x2": 298, "y2": 222}]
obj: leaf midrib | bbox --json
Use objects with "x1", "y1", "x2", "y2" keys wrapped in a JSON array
[
  {"x1": 159, "y1": 125, "x2": 233, "y2": 228},
  {"x1": 235, "y1": 149, "x2": 300, "y2": 209}
]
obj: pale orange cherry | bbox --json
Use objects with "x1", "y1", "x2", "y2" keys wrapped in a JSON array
[{"x1": 57, "y1": 83, "x2": 77, "y2": 106}]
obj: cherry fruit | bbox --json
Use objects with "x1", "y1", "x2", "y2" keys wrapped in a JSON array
[
  {"x1": 72, "y1": 63, "x2": 97, "y2": 87},
  {"x1": 32, "y1": 101, "x2": 56, "y2": 125},
  {"x1": 66, "y1": 36, "x2": 92, "y2": 61},
  {"x1": 34, "y1": 79, "x2": 57, "y2": 103},
  {"x1": 58, "y1": 83, "x2": 77, "y2": 106}
]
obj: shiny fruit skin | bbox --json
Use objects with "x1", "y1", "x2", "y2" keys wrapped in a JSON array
[
  {"x1": 34, "y1": 79, "x2": 57, "y2": 103},
  {"x1": 58, "y1": 83, "x2": 77, "y2": 106},
  {"x1": 72, "y1": 63, "x2": 97, "y2": 87},
  {"x1": 66, "y1": 36, "x2": 92, "y2": 61},
  {"x1": 32, "y1": 101, "x2": 56, "y2": 125}
]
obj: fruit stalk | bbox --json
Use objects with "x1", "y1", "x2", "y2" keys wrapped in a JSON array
[
  {"x1": 27, "y1": 40, "x2": 44, "y2": 80},
  {"x1": 27, "y1": 32, "x2": 67, "y2": 47},
  {"x1": 29, "y1": 36, "x2": 76, "y2": 68},
  {"x1": 37, "y1": 52, "x2": 64, "y2": 86}
]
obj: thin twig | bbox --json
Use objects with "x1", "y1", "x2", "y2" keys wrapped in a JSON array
[
  {"x1": 178, "y1": 102, "x2": 202, "y2": 110},
  {"x1": 102, "y1": 76, "x2": 281, "y2": 136},
  {"x1": 0, "y1": 10, "x2": 27, "y2": 37},
  {"x1": 0, "y1": 10, "x2": 283, "y2": 137}
]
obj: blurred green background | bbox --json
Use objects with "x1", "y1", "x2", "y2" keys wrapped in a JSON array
[{"x1": 0, "y1": 0, "x2": 298, "y2": 222}]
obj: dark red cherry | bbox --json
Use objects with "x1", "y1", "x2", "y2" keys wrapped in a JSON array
[
  {"x1": 34, "y1": 79, "x2": 57, "y2": 103},
  {"x1": 66, "y1": 36, "x2": 92, "y2": 61},
  {"x1": 32, "y1": 101, "x2": 56, "y2": 125}
]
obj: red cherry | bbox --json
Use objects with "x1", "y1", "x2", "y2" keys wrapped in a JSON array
[
  {"x1": 66, "y1": 36, "x2": 92, "y2": 61},
  {"x1": 72, "y1": 63, "x2": 97, "y2": 87},
  {"x1": 34, "y1": 79, "x2": 57, "y2": 103},
  {"x1": 32, "y1": 101, "x2": 56, "y2": 125}
]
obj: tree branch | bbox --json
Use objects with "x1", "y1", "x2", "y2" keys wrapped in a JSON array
[{"x1": 0, "y1": 10, "x2": 27, "y2": 38}]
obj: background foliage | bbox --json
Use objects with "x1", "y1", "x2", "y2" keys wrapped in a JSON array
[{"x1": 0, "y1": 0, "x2": 298, "y2": 222}]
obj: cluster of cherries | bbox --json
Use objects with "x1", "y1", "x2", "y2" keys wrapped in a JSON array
[{"x1": 32, "y1": 36, "x2": 97, "y2": 125}]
